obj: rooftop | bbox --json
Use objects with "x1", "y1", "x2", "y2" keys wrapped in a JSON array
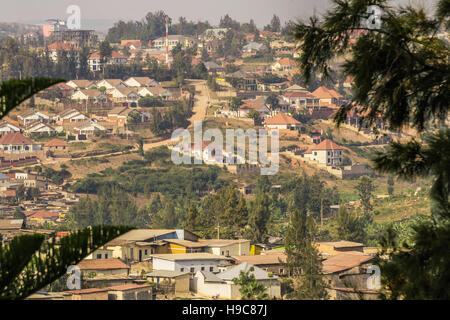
[
  {"x1": 149, "y1": 253, "x2": 230, "y2": 262},
  {"x1": 77, "y1": 258, "x2": 130, "y2": 270},
  {"x1": 264, "y1": 113, "x2": 301, "y2": 125}
]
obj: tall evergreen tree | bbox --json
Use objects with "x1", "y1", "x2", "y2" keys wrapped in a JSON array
[
  {"x1": 284, "y1": 209, "x2": 328, "y2": 299},
  {"x1": 293, "y1": 0, "x2": 450, "y2": 299}
]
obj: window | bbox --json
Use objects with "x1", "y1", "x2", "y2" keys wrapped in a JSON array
[
  {"x1": 190, "y1": 267, "x2": 195, "y2": 273},
  {"x1": 96, "y1": 254, "x2": 102, "y2": 259},
  {"x1": 180, "y1": 268, "x2": 184, "y2": 272},
  {"x1": 145, "y1": 250, "x2": 148, "y2": 255},
  {"x1": 104, "y1": 254, "x2": 108, "y2": 259},
  {"x1": 210, "y1": 267, "x2": 214, "y2": 272},
  {"x1": 201, "y1": 267, "x2": 205, "y2": 271},
  {"x1": 279, "y1": 268, "x2": 284, "y2": 274}
]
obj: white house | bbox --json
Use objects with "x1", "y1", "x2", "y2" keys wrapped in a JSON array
[
  {"x1": 25, "y1": 122, "x2": 56, "y2": 136},
  {"x1": 88, "y1": 51, "x2": 127, "y2": 72},
  {"x1": 149, "y1": 253, "x2": 232, "y2": 274},
  {"x1": 312, "y1": 86, "x2": 344, "y2": 106},
  {"x1": 151, "y1": 35, "x2": 196, "y2": 50},
  {"x1": 96, "y1": 79, "x2": 128, "y2": 90},
  {"x1": 282, "y1": 91, "x2": 320, "y2": 109},
  {"x1": 66, "y1": 80, "x2": 95, "y2": 90},
  {"x1": 198, "y1": 239, "x2": 251, "y2": 257},
  {"x1": 17, "y1": 110, "x2": 50, "y2": 125},
  {"x1": 138, "y1": 86, "x2": 171, "y2": 100},
  {"x1": 0, "y1": 121, "x2": 20, "y2": 136},
  {"x1": 109, "y1": 88, "x2": 140, "y2": 106},
  {"x1": 303, "y1": 139, "x2": 343, "y2": 166},
  {"x1": 56, "y1": 109, "x2": 90, "y2": 123},
  {"x1": 124, "y1": 77, "x2": 159, "y2": 88},
  {"x1": 0, "y1": 132, "x2": 42, "y2": 154},
  {"x1": 73, "y1": 122, "x2": 107, "y2": 138},
  {"x1": 192, "y1": 262, "x2": 281, "y2": 299},
  {"x1": 71, "y1": 90, "x2": 108, "y2": 103}
]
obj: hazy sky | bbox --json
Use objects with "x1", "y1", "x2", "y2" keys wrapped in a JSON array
[{"x1": 0, "y1": 0, "x2": 439, "y2": 32}]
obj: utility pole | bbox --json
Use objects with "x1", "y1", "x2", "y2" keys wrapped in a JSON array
[{"x1": 216, "y1": 221, "x2": 220, "y2": 240}]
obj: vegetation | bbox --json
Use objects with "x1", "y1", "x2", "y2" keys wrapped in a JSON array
[
  {"x1": 294, "y1": 0, "x2": 449, "y2": 299},
  {"x1": 232, "y1": 266, "x2": 269, "y2": 300}
]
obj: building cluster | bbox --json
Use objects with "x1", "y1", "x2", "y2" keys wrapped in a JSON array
[{"x1": 22, "y1": 229, "x2": 378, "y2": 300}]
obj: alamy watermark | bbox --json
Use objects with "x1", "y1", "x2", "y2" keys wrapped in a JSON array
[
  {"x1": 366, "y1": 265, "x2": 381, "y2": 290},
  {"x1": 66, "y1": 5, "x2": 81, "y2": 30},
  {"x1": 66, "y1": 265, "x2": 81, "y2": 290},
  {"x1": 171, "y1": 121, "x2": 279, "y2": 175},
  {"x1": 365, "y1": 5, "x2": 383, "y2": 30}
]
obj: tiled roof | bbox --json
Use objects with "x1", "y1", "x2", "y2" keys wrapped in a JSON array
[
  {"x1": 309, "y1": 139, "x2": 343, "y2": 151},
  {"x1": 47, "y1": 42, "x2": 78, "y2": 51},
  {"x1": 319, "y1": 240, "x2": 364, "y2": 248},
  {"x1": 312, "y1": 86, "x2": 343, "y2": 99},
  {"x1": 0, "y1": 132, "x2": 37, "y2": 145},
  {"x1": 29, "y1": 210, "x2": 59, "y2": 219},
  {"x1": 44, "y1": 139, "x2": 68, "y2": 148},
  {"x1": 283, "y1": 91, "x2": 316, "y2": 99},
  {"x1": 278, "y1": 58, "x2": 297, "y2": 66},
  {"x1": 0, "y1": 219, "x2": 23, "y2": 230},
  {"x1": 264, "y1": 113, "x2": 301, "y2": 125},
  {"x1": 107, "y1": 284, "x2": 151, "y2": 291},
  {"x1": 89, "y1": 51, "x2": 127, "y2": 60},
  {"x1": 233, "y1": 254, "x2": 286, "y2": 265},
  {"x1": 77, "y1": 258, "x2": 130, "y2": 270}
]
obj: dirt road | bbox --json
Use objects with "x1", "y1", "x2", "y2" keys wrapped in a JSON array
[{"x1": 143, "y1": 79, "x2": 209, "y2": 151}]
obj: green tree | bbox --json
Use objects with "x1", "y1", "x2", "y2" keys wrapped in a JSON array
[
  {"x1": 284, "y1": 210, "x2": 328, "y2": 299},
  {"x1": 230, "y1": 97, "x2": 243, "y2": 117},
  {"x1": 184, "y1": 204, "x2": 200, "y2": 232},
  {"x1": 232, "y1": 266, "x2": 269, "y2": 300},
  {"x1": 335, "y1": 205, "x2": 366, "y2": 243},
  {"x1": 265, "y1": 93, "x2": 279, "y2": 113},
  {"x1": 293, "y1": 0, "x2": 450, "y2": 299},
  {"x1": 387, "y1": 176, "x2": 395, "y2": 196},
  {"x1": 355, "y1": 176, "x2": 375, "y2": 215},
  {"x1": 0, "y1": 226, "x2": 132, "y2": 300},
  {"x1": 248, "y1": 178, "x2": 271, "y2": 244}
]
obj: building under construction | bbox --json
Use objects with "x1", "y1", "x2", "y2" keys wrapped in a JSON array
[{"x1": 49, "y1": 29, "x2": 97, "y2": 48}]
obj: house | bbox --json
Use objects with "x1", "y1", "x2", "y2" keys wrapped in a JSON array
[
  {"x1": 146, "y1": 270, "x2": 191, "y2": 294},
  {"x1": 17, "y1": 110, "x2": 50, "y2": 125},
  {"x1": 86, "y1": 248, "x2": 115, "y2": 260},
  {"x1": 107, "y1": 106, "x2": 149, "y2": 126},
  {"x1": 73, "y1": 122, "x2": 107, "y2": 138},
  {"x1": 44, "y1": 139, "x2": 68, "y2": 150},
  {"x1": 238, "y1": 100, "x2": 271, "y2": 119},
  {"x1": 24, "y1": 121, "x2": 56, "y2": 136},
  {"x1": 56, "y1": 108, "x2": 90, "y2": 123},
  {"x1": 227, "y1": 71, "x2": 258, "y2": 91},
  {"x1": 77, "y1": 258, "x2": 130, "y2": 276},
  {"x1": 232, "y1": 253, "x2": 287, "y2": 276},
  {"x1": 95, "y1": 79, "x2": 127, "y2": 90},
  {"x1": 312, "y1": 86, "x2": 344, "y2": 106},
  {"x1": 198, "y1": 239, "x2": 252, "y2": 257},
  {"x1": 138, "y1": 86, "x2": 171, "y2": 100},
  {"x1": 192, "y1": 262, "x2": 281, "y2": 299},
  {"x1": 71, "y1": 89, "x2": 108, "y2": 103},
  {"x1": 151, "y1": 35, "x2": 196, "y2": 50},
  {"x1": 149, "y1": 253, "x2": 232, "y2": 274},
  {"x1": 66, "y1": 80, "x2": 94, "y2": 90},
  {"x1": 88, "y1": 51, "x2": 127, "y2": 72},
  {"x1": 162, "y1": 239, "x2": 208, "y2": 254},
  {"x1": 109, "y1": 88, "x2": 140, "y2": 106},
  {"x1": 105, "y1": 229, "x2": 200, "y2": 262},
  {"x1": 318, "y1": 241, "x2": 365, "y2": 256},
  {"x1": 124, "y1": 77, "x2": 159, "y2": 88},
  {"x1": 204, "y1": 61, "x2": 224, "y2": 74},
  {"x1": 282, "y1": 91, "x2": 320, "y2": 109},
  {"x1": 28, "y1": 210, "x2": 59, "y2": 224},
  {"x1": 307, "y1": 130, "x2": 323, "y2": 144},
  {"x1": 120, "y1": 40, "x2": 142, "y2": 50},
  {"x1": 65, "y1": 284, "x2": 153, "y2": 300},
  {"x1": 45, "y1": 42, "x2": 79, "y2": 63},
  {"x1": 322, "y1": 251, "x2": 377, "y2": 300},
  {"x1": 303, "y1": 139, "x2": 343, "y2": 166},
  {"x1": 264, "y1": 112, "x2": 301, "y2": 130},
  {"x1": 272, "y1": 58, "x2": 297, "y2": 72},
  {"x1": 0, "y1": 121, "x2": 21, "y2": 136},
  {"x1": 242, "y1": 42, "x2": 267, "y2": 53},
  {"x1": 0, "y1": 132, "x2": 42, "y2": 154}
]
